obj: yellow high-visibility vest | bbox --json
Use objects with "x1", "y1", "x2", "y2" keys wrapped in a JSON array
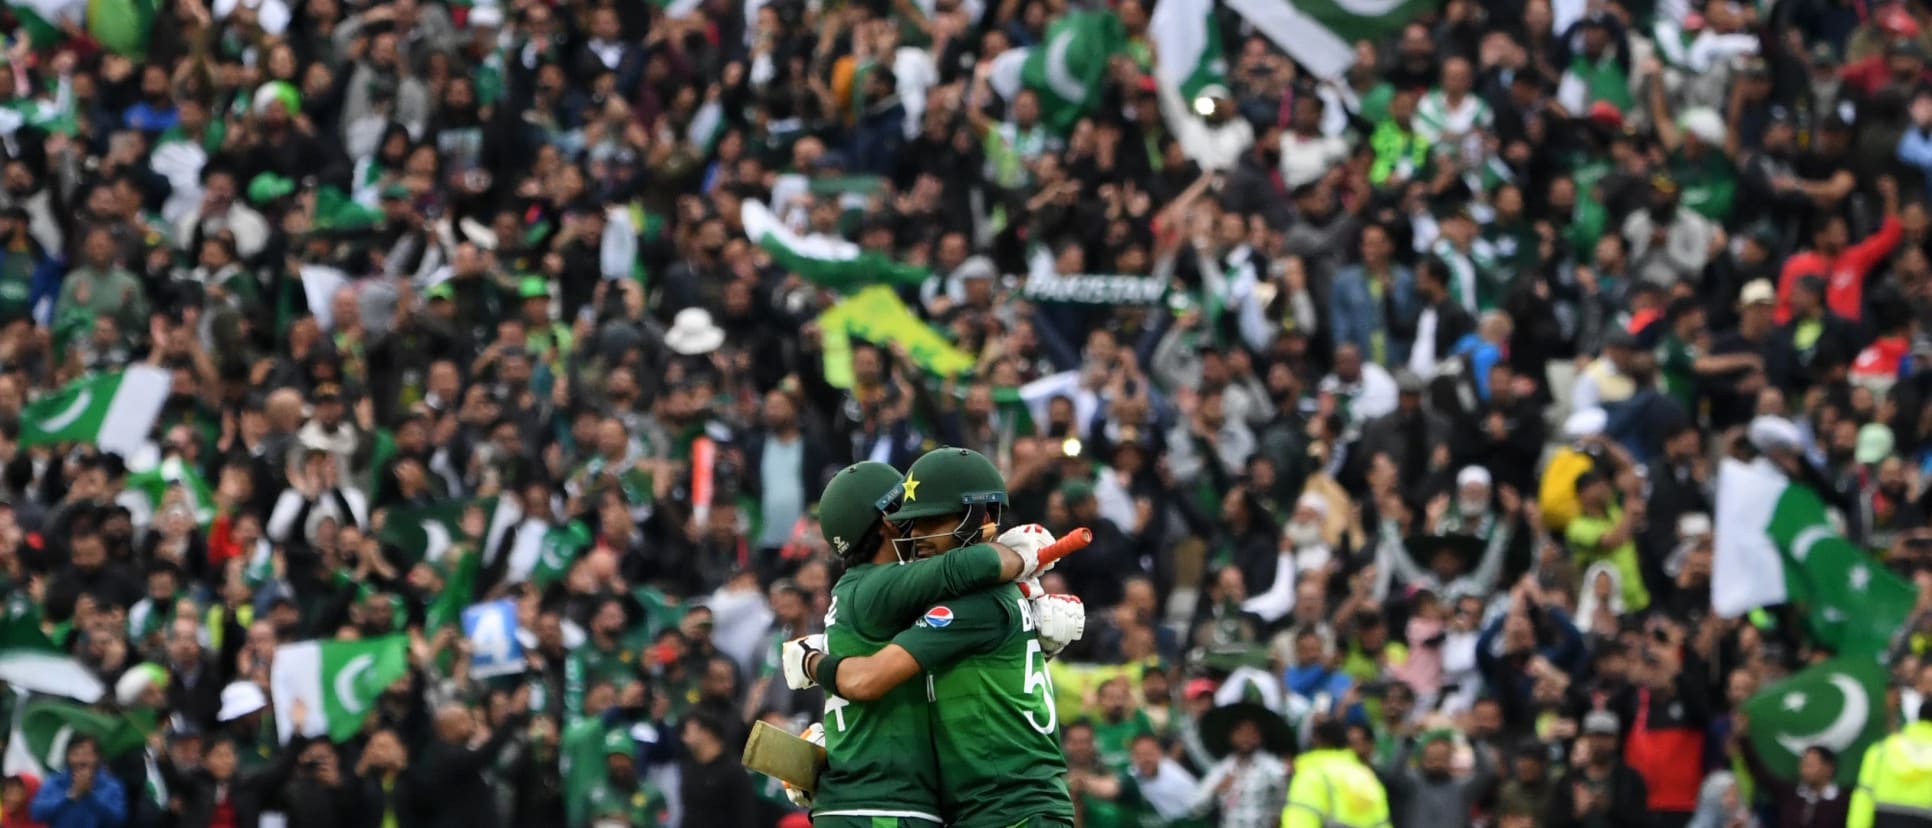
[
  {"x1": 1849, "y1": 721, "x2": 1932, "y2": 828},
  {"x1": 1283, "y1": 749, "x2": 1391, "y2": 828}
]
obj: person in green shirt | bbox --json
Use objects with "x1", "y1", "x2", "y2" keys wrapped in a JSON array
[
  {"x1": 563, "y1": 598, "x2": 642, "y2": 719},
  {"x1": 797, "y1": 449, "x2": 1082, "y2": 828},
  {"x1": 1090, "y1": 677, "x2": 1156, "y2": 774},
  {"x1": 581, "y1": 728, "x2": 667, "y2": 828},
  {"x1": 1656, "y1": 298, "x2": 1703, "y2": 413},
  {"x1": 779, "y1": 459, "x2": 1068, "y2": 826},
  {"x1": 55, "y1": 225, "x2": 150, "y2": 340},
  {"x1": 1565, "y1": 470, "x2": 1652, "y2": 611}
]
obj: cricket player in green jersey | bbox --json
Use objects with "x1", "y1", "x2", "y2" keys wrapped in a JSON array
[
  {"x1": 780, "y1": 460, "x2": 1073, "y2": 827},
  {"x1": 795, "y1": 448, "x2": 1086, "y2": 828}
]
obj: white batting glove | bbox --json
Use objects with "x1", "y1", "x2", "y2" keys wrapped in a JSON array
[
  {"x1": 783, "y1": 723, "x2": 826, "y2": 808},
  {"x1": 782, "y1": 634, "x2": 826, "y2": 690},
  {"x1": 997, "y1": 524, "x2": 1057, "y2": 580},
  {"x1": 1031, "y1": 592, "x2": 1086, "y2": 658}
]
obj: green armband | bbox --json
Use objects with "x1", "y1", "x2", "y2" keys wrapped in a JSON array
[{"x1": 818, "y1": 653, "x2": 846, "y2": 696}]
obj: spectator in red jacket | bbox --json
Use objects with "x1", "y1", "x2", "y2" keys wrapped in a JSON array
[
  {"x1": 2, "y1": 774, "x2": 46, "y2": 828},
  {"x1": 1776, "y1": 177, "x2": 1901, "y2": 324}
]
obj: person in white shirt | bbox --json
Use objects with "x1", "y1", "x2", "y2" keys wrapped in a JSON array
[{"x1": 1319, "y1": 343, "x2": 1400, "y2": 432}]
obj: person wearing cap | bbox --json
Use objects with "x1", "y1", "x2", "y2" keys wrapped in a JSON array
[
  {"x1": 1623, "y1": 173, "x2": 1718, "y2": 289},
  {"x1": 1775, "y1": 177, "x2": 1901, "y2": 326},
  {"x1": 1547, "y1": 710, "x2": 1649, "y2": 826},
  {"x1": 580, "y1": 728, "x2": 667, "y2": 828},
  {"x1": 1567, "y1": 468, "x2": 1653, "y2": 611},
  {"x1": 512, "y1": 275, "x2": 573, "y2": 373},
  {"x1": 1705, "y1": 278, "x2": 1791, "y2": 427}
]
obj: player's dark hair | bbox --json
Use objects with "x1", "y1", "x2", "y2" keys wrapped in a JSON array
[{"x1": 1806, "y1": 746, "x2": 1838, "y2": 767}]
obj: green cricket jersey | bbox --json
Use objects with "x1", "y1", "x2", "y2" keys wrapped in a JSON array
[
  {"x1": 896, "y1": 585, "x2": 1075, "y2": 827},
  {"x1": 815, "y1": 545, "x2": 1007, "y2": 823}
]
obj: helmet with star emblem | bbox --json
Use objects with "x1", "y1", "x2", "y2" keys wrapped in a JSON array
[
  {"x1": 817, "y1": 461, "x2": 906, "y2": 565},
  {"x1": 885, "y1": 448, "x2": 1008, "y2": 558}
]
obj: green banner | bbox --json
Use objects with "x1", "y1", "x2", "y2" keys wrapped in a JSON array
[
  {"x1": 1022, "y1": 272, "x2": 1167, "y2": 305},
  {"x1": 817, "y1": 286, "x2": 975, "y2": 388}
]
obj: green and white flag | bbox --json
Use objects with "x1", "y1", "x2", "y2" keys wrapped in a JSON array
[
  {"x1": 1149, "y1": 0, "x2": 1228, "y2": 102},
  {"x1": 269, "y1": 636, "x2": 409, "y2": 743},
  {"x1": 1020, "y1": 10, "x2": 1127, "y2": 132},
  {"x1": 1713, "y1": 458, "x2": 1917, "y2": 655},
  {"x1": 4, "y1": 696, "x2": 147, "y2": 776},
  {"x1": 1222, "y1": 0, "x2": 1431, "y2": 79},
  {"x1": 5, "y1": 0, "x2": 81, "y2": 47},
  {"x1": 127, "y1": 456, "x2": 217, "y2": 525},
  {"x1": 0, "y1": 614, "x2": 104, "y2": 703},
  {"x1": 530, "y1": 520, "x2": 593, "y2": 588},
  {"x1": 740, "y1": 200, "x2": 929, "y2": 294},
  {"x1": 376, "y1": 496, "x2": 520, "y2": 566},
  {"x1": 1741, "y1": 657, "x2": 1888, "y2": 785},
  {"x1": 20, "y1": 366, "x2": 170, "y2": 457}
]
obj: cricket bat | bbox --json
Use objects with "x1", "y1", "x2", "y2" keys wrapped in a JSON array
[{"x1": 742, "y1": 720, "x2": 828, "y2": 794}]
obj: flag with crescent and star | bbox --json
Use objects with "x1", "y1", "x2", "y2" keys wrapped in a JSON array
[
  {"x1": 1741, "y1": 656, "x2": 1889, "y2": 786},
  {"x1": 269, "y1": 635, "x2": 410, "y2": 743},
  {"x1": 1714, "y1": 458, "x2": 1917, "y2": 655}
]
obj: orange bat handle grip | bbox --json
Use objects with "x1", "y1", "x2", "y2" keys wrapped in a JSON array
[{"x1": 1036, "y1": 528, "x2": 1093, "y2": 567}]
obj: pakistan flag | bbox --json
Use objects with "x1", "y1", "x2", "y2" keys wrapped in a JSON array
[
  {"x1": 269, "y1": 636, "x2": 409, "y2": 743},
  {"x1": 377, "y1": 496, "x2": 520, "y2": 565},
  {"x1": 20, "y1": 366, "x2": 170, "y2": 457},
  {"x1": 1713, "y1": 458, "x2": 1917, "y2": 655},
  {"x1": 1741, "y1": 657, "x2": 1889, "y2": 785}
]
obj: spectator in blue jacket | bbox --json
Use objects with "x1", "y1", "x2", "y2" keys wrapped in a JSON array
[
  {"x1": 30, "y1": 736, "x2": 127, "y2": 828},
  {"x1": 1328, "y1": 223, "x2": 1419, "y2": 368}
]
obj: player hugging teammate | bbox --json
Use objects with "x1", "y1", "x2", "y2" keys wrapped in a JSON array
[{"x1": 782, "y1": 448, "x2": 1087, "y2": 828}]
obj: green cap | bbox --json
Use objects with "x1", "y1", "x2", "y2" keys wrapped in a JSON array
[
  {"x1": 380, "y1": 183, "x2": 411, "y2": 201},
  {"x1": 518, "y1": 277, "x2": 550, "y2": 300},
  {"x1": 1058, "y1": 479, "x2": 1095, "y2": 506},
  {"x1": 254, "y1": 80, "x2": 301, "y2": 116},
  {"x1": 425, "y1": 281, "x2": 455, "y2": 302},
  {"x1": 603, "y1": 728, "x2": 634, "y2": 758},
  {"x1": 247, "y1": 173, "x2": 295, "y2": 206}
]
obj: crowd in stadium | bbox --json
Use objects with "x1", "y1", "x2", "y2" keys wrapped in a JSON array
[{"x1": 0, "y1": 0, "x2": 1930, "y2": 823}]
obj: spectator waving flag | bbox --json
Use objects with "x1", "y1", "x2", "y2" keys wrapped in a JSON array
[
  {"x1": 270, "y1": 636, "x2": 409, "y2": 743},
  {"x1": 1020, "y1": 10, "x2": 1127, "y2": 131},
  {"x1": 6, "y1": 0, "x2": 81, "y2": 47},
  {"x1": 5, "y1": 697, "x2": 147, "y2": 777},
  {"x1": 0, "y1": 615, "x2": 105, "y2": 703},
  {"x1": 740, "y1": 200, "x2": 929, "y2": 293},
  {"x1": 19, "y1": 365, "x2": 170, "y2": 457},
  {"x1": 1222, "y1": 0, "x2": 1429, "y2": 79},
  {"x1": 126, "y1": 456, "x2": 217, "y2": 525},
  {"x1": 1741, "y1": 657, "x2": 1889, "y2": 785},
  {"x1": 1149, "y1": 0, "x2": 1228, "y2": 103},
  {"x1": 377, "y1": 496, "x2": 520, "y2": 566},
  {"x1": 1713, "y1": 458, "x2": 1917, "y2": 655}
]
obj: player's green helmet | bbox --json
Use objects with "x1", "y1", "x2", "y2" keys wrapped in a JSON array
[
  {"x1": 887, "y1": 447, "x2": 1008, "y2": 522},
  {"x1": 818, "y1": 461, "x2": 905, "y2": 563}
]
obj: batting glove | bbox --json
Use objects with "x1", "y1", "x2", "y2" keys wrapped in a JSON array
[
  {"x1": 996, "y1": 524, "x2": 1057, "y2": 580},
  {"x1": 1031, "y1": 591, "x2": 1086, "y2": 659},
  {"x1": 782, "y1": 634, "x2": 826, "y2": 690},
  {"x1": 782, "y1": 723, "x2": 826, "y2": 808}
]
